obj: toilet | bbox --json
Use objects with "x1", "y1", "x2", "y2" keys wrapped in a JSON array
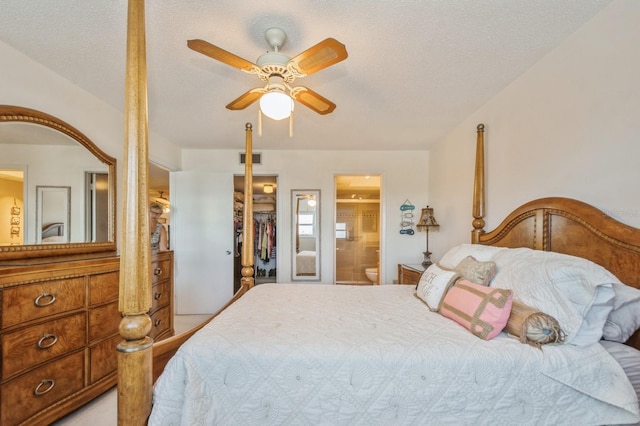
[{"x1": 365, "y1": 267, "x2": 378, "y2": 284}]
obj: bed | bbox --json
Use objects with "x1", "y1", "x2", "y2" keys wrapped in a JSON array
[
  {"x1": 295, "y1": 250, "x2": 317, "y2": 275},
  {"x1": 116, "y1": 3, "x2": 640, "y2": 425}
]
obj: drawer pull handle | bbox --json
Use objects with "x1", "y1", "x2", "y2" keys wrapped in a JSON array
[
  {"x1": 34, "y1": 379, "x2": 55, "y2": 396},
  {"x1": 37, "y1": 333, "x2": 59, "y2": 349},
  {"x1": 154, "y1": 292, "x2": 162, "y2": 300},
  {"x1": 154, "y1": 319, "x2": 162, "y2": 327},
  {"x1": 154, "y1": 267, "x2": 162, "y2": 276},
  {"x1": 34, "y1": 293, "x2": 56, "y2": 307}
]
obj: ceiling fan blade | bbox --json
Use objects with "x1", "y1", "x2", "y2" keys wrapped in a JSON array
[
  {"x1": 187, "y1": 39, "x2": 259, "y2": 73},
  {"x1": 226, "y1": 88, "x2": 265, "y2": 110},
  {"x1": 291, "y1": 87, "x2": 336, "y2": 115},
  {"x1": 288, "y1": 38, "x2": 348, "y2": 77}
]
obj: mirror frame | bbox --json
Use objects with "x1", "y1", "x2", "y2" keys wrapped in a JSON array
[
  {"x1": 291, "y1": 189, "x2": 320, "y2": 281},
  {"x1": 0, "y1": 105, "x2": 117, "y2": 260}
]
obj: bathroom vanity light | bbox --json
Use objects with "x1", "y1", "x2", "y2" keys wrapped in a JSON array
[{"x1": 416, "y1": 206, "x2": 439, "y2": 267}]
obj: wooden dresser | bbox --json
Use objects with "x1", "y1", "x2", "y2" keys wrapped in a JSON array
[
  {"x1": 149, "y1": 250, "x2": 174, "y2": 341},
  {"x1": 397, "y1": 263, "x2": 426, "y2": 285},
  {"x1": 0, "y1": 251, "x2": 174, "y2": 425}
]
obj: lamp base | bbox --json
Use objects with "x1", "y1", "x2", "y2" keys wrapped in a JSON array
[{"x1": 421, "y1": 251, "x2": 433, "y2": 268}]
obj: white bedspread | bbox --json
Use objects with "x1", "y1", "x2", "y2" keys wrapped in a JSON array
[{"x1": 150, "y1": 284, "x2": 639, "y2": 425}]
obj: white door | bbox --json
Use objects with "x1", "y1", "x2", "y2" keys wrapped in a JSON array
[{"x1": 172, "y1": 171, "x2": 234, "y2": 314}]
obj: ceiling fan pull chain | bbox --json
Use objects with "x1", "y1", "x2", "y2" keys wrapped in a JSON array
[{"x1": 289, "y1": 111, "x2": 293, "y2": 138}]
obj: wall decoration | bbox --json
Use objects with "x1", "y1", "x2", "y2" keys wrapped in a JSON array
[
  {"x1": 10, "y1": 198, "x2": 21, "y2": 239},
  {"x1": 400, "y1": 199, "x2": 415, "y2": 235}
]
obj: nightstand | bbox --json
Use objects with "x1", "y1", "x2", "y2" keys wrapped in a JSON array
[{"x1": 397, "y1": 264, "x2": 426, "y2": 285}]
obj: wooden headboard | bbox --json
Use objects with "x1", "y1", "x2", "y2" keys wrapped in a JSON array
[{"x1": 470, "y1": 124, "x2": 640, "y2": 349}]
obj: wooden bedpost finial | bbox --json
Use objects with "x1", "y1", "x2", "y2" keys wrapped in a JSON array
[
  {"x1": 246, "y1": 122, "x2": 252, "y2": 131},
  {"x1": 477, "y1": 123, "x2": 484, "y2": 131}
]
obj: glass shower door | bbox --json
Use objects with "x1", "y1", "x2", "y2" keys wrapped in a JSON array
[{"x1": 335, "y1": 202, "x2": 380, "y2": 284}]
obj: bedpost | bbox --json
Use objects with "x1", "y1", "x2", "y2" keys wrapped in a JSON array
[
  {"x1": 117, "y1": 0, "x2": 153, "y2": 424},
  {"x1": 472, "y1": 123, "x2": 486, "y2": 243},
  {"x1": 241, "y1": 123, "x2": 255, "y2": 290}
]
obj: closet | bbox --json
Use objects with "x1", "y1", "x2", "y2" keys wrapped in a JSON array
[{"x1": 233, "y1": 175, "x2": 278, "y2": 291}]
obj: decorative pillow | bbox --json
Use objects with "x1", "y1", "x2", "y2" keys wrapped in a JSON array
[
  {"x1": 415, "y1": 264, "x2": 460, "y2": 312},
  {"x1": 505, "y1": 299, "x2": 565, "y2": 347},
  {"x1": 439, "y1": 243, "x2": 508, "y2": 269},
  {"x1": 490, "y1": 247, "x2": 618, "y2": 346},
  {"x1": 603, "y1": 282, "x2": 640, "y2": 342},
  {"x1": 440, "y1": 279, "x2": 513, "y2": 340},
  {"x1": 454, "y1": 255, "x2": 496, "y2": 286}
]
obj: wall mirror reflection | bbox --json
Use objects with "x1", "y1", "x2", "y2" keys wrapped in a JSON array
[
  {"x1": 36, "y1": 186, "x2": 71, "y2": 243},
  {"x1": 292, "y1": 189, "x2": 320, "y2": 281},
  {"x1": 0, "y1": 105, "x2": 116, "y2": 259}
]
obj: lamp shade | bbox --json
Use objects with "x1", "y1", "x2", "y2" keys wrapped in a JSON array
[
  {"x1": 263, "y1": 184, "x2": 274, "y2": 194},
  {"x1": 260, "y1": 91, "x2": 294, "y2": 120},
  {"x1": 417, "y1": 206, "x2": 439, "y2": 230}
]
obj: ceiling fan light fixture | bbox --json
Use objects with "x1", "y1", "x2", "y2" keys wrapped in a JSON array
[{"x1": 260, "y1": 90, "x2": 294, "y2": 120}]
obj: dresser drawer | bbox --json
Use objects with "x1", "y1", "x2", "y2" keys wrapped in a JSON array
[
  {"x1": 151, "y1": 280, "x2": 171, "y2": 313},
  {"x1": 89, "y1": 270, "x2": 119, "y2": 306},
  {"x1": 1, "y1": 277, "x2": 85, "y2": 329},
  {"x1": 88, "y1": 301, "x2": 121, "y2": 343},
  {"x1": 2, "y1": 312, "x2": 86, "y2": 379},
  {"x1": 89, "y1": 334, "x2": 120, "y2": 383},
  {"x1": 1, "y1": 351, "x2": 84, "y2": 426},
  {"x1": 152, "y1": 258, "x2": 172, "y2": 284},
  {"x1": 149, "y1": 305, "x2": 171, "y2": 340}
]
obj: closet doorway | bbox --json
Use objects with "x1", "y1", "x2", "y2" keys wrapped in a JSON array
[
  {"x1": 233, "y1": 175, "x2": 278, "y2": 292},
  {"x1": 335, "y1": 175, "x2": 381, "y2": 285}
]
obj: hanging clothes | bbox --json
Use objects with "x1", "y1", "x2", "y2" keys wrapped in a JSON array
[{"x1": 253, "y1": 213, "x2": 276, "y2": 262}]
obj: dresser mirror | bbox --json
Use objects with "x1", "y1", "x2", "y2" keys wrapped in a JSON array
[
  {"x1": 292, "y1": 189, "x2": 320, "y2": 281},
  {"x1": 0, "y1": 105, "x2": 116, "y2": 260}
]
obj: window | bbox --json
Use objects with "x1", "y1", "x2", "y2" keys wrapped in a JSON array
[{"x1": 298, "y1": 213, "x2": 315, "y2": 236}]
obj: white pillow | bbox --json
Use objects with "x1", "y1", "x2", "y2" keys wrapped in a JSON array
[
  {"x1": 600, "y1": 340, "x2": 640, "y2": 403},
  {"x1": 415, "y1": 264, "x2": 460, "y2": 312},
  {"x1": 603, "y1": 283, "x2": 640, "y2": 342},
  {"x1": 490, "y1": 248, "x2": 617, "y2": 346},
  {"x1": 439, "y1": 243, "x2": 507, "y2": 269}
]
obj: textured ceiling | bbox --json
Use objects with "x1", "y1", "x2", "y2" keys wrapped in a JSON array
[{"x1": 1, "y1": 0, "x2": 611, "y2": 151}]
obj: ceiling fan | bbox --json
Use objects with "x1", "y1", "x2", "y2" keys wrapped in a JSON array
[{"x1": 187, "y1": 28, "x2": 348, "y2": 120}]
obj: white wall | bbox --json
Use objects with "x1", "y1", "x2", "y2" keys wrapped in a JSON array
[
  {"x1": 428, "y1": 1, "x2": 640, "y2": 260},
  {"x1": 180, "y1": 148, "x2": 429, "y2": 287}
]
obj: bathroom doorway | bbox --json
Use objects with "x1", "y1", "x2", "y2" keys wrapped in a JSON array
[{"x1": 335, "y1": 175, "x2": 381, "y2": 285}]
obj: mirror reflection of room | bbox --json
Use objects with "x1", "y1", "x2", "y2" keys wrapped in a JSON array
[
  {"x1": 335, "y1": 175, "x2": 381, "y2": 285},
  {"x1": 292, "y1": 190, "x2": 320, "y2": 281},
  {"x1": 0, "y1": 115, "x2": 113, "y2": 248},
  {"x1": 0, "y1": 169, "x2": 24, "y2": 245}
]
